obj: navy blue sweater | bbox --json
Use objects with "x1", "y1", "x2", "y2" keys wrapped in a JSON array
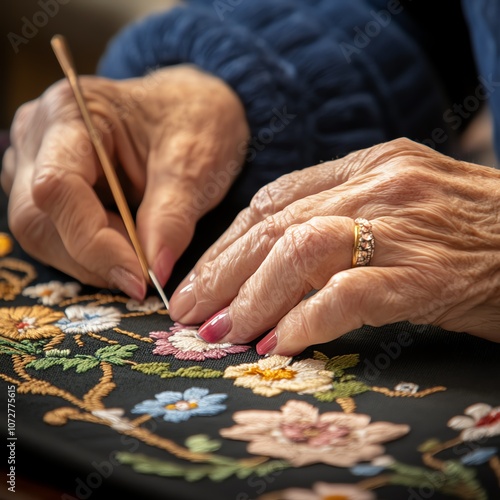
[{"x1": 97, "y1": 0, "x2": 484, "y2": 207}]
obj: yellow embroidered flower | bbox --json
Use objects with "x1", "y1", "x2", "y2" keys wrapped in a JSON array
[
  {"x1": 0, "y1": 233, "x2": 13, "y2": 257},
  {"x1": 0, "y1": 305, "x2": 64, "y2": 340},
  {"x1": 223, "y1": 354, "x2": 333, "y2": 397},
  {"x1": 221, "y1": 400, "x2": 410, "y2": 467}
]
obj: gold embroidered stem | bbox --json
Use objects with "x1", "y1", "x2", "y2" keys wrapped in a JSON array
[
  {"x1": 58, "y1": 294, "x2": 128, "y2": 307},
  {"x1": 12, "y1": 354, "x2": 36, "y2": 381},
  {"x1": 336, "y1": 397, "x2": 356, "y2": 413},
  {"x1": 43, "y1": 333, "x2": 66, "y2": 351},
  {"x1": 0, "y1": 258, "x2": 37, "y2": 300},
  {"x1": 82, "y1": 362, "x2": 116, "y2": 409},
  {"x1": 121, "y1": 312, "x2": 153, "y2": 318},
  {"x1": 371, "y1": 386, "x2": 447, "y2": 398},
  {"x1": 87, "y1": 332, "x2": 118, "y2": 344},
  {"x1": 113, "y1": 327, "x2": 154, "y2": 343},
  {"x1": 0, "y1": 374, "x2": 20, "y2": 385},
  {"x1": 421, "y1": 437, "x2": 463, "y2": 470},
  {"x1": 131, "y1": 414, "x2": 152, "y2": 427},
  {"x1": 358, "y1": 473, "x2": 393, "y2": 490},
  {"x1": 490, "y1": 455, "x2": 500, "y2": 487}
]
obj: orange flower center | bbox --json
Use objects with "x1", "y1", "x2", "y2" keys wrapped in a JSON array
[
  {"x1": 244, "y1": 367, "x2": 296, "y2": 381},
  {"x1": 40, "y1": 289, "x2": 54, "y2": 297},
  {"x1": 165, "y1": 401, "x2": 198, "y2": 411},
  {"x1": 323, "y1": 496, "x2": 349, "y2": 500}
]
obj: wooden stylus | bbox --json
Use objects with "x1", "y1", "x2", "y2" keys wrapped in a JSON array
[{"x1": 50, "y1": 34, "x2": 170, "y2": 311}]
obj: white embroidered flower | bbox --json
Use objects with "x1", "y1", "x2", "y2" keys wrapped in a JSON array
[
  {"x1": 394, "y1": 382, "x2": 419, "y2": 394},
  {"x1": 22, "y1": 281, "x2": 81, "y2": 305},
  {"x1": 92, "y1": 408, "x2": 134, "y2": 431},
  {"x1": 223, "y1": 354, "x2": 334, "y2": 397},
  {"x1": 448, "y1": 403, "x2": 500, "y2": 441},
  {"x1": 57, "y1": 305, "x2": 121, "y2": 334},
  {"x1": 126, "y1": 296, "x2": 164, "y2": 312}
]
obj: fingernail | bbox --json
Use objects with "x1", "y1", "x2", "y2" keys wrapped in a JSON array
[
  {"x1": 169, "y1": 282, "x2": 196, "y2": 321},
  {"x1": 256, "y1": 329, "x2": 277, "y2": 356},
  {"x1": 153, "y1": 247, "x2": 174, "y2": 286},
  {"x1": 109, "y1": 266, "x2": 146, "y2": 301},
  {"x1": 197, "y1": 307, "x2": 231, "y2": 343}
]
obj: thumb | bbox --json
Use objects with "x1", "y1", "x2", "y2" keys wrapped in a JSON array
[{"x1": 136, "y1": 173, "x2": 201, "y2": 288}]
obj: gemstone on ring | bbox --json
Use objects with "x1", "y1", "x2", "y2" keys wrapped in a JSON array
[{"x1": 352, "y1": 218, "x2": 375, "y2": 267}]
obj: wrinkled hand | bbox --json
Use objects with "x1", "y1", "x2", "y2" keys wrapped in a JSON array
[
  {"x1": 169, "y1": 138, "x2": 500, "y2": 354},
  {"x1": 1, "y1": 65, "x2": 249, "y2": 299}
]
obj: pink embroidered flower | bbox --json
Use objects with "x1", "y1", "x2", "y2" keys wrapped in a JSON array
[
  {"x1": 221, "y1": 400, "x2": 409, "y2": 467},
  {"x1": 223, "y1": 355, "x2": 333, "y2": 397},
  {"x1": 448, "y1": 403, "x2": 500, "y2": 441},
  {"x1": 260, "y1": 482, "x2": 376, "y2": 500},
  {"x1": 150, "y1": 323, "x2": 250, "y2": 361}
]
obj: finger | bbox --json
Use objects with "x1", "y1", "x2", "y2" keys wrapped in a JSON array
[
  {"x1": 1, "y1": 147, "x2": 15, "y2": 194},
  {"x1": 8, "y1": 161, "x2": 108, "y2": 287},
  {"x1": 196, "y1": 216, "x2": 355, "y2": 344},
  {"x1": 31, "y1": 124, "x2": 146, "y2": 299},
  {"x1": 179, "y1": 142, "x2": 394, "y2": 277},
  {"x1": 259, "y1": 265, "x2": 423, "y2": 356},
  {"x1": 169, "y1": 180, "x2": 373, "y2": 324}
]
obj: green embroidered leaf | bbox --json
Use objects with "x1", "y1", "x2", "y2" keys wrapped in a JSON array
[
  {"x1": 94, "y1": 344, "x2": 138, "y2": 365},
  {"x1": 45, "y1": 349, "x2": 71, "y2": 357},
  {"x1": 26, "y1": 356, "x2": 99, "y2": 373},
  {"x1": 312, "y1": 351, "x2": 329, "y2": 362},
  {"x1": 417, "y1": 438, "x2": 441, "y2": 453},
  {"x1": 0, "y1": 338, "x2": 44, "y2": 356},
  {"x1": 387, "y1": 460, "x2": 487, "y2": 499},
  {"x1": 325, "y1": 354, "x2": 360, "y2": 374},
  {"x1": 132, "y1": 362, "x2": 172, "y2": 376},
  {"x1": 132, "y1": 363, "x2": 222, "y2": 379},
  {"x1": 208, "y1": 465, "x2": 239, "y2": 482},
  {"x1": 314, "y1": 380, "x2": 370, "y2": 402},
  {"x1": 173, "y1": 366, "x2": 223, "y2": 378},
  {"x1": 185, "y1": 434, "x2": 222, "y2": 453},
  {"x1": 116, "y1": 453, "x2": 290, "y2": 483}
]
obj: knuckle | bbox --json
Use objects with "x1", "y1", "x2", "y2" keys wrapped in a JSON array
[
  {"x1": 194, "y1": 260, "x2": 222, "y2": 303},
  {"x1": 249, "y1": 182, "x2": 284, "y2": 221},
  {"x1": 10, "y1": 101, "x2": 37, "y2": 145},
  {"x1": 31, "y1": 166, "x2": 64, "y2": 210}
]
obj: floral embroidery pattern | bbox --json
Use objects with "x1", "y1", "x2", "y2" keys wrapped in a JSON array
[
  {"x1": 56, "y1": 305, "x2": 121, "y2": 334},
  {"x1": 223, "y1": 355, "x2": 334, "y2": 397},
  {"x1": 448, "y1": 403, "x2": 500, "y2": 441},
  {"x1": 0, "y1": 305, "x2": 63, "y2": 341},
  {"x1": 151, "y1": 323, "x2": 250, "y2": 361},
  {"x1": 126, "y1": 297, "x2": 165, "y2": 313},
  {"x1": 259, "y1": 482, "x2": 376, "y2": 500},
  {"x1": 22, "y1": 281, "x2": 81, "y2": 306},
  {"x1": 220, "y1": 400, "x2": 410, "y2": 467},
  {"x1": 1, "y1": 253, "x2": 497, "y2": 497},
  {"x1": 131, "y1": 387, "x2": 228, "y2": 423}
]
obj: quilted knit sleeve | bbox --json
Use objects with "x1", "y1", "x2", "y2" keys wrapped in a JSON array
[{"x1": 97, "y1": 0, "x2": 448, "y2": 201}]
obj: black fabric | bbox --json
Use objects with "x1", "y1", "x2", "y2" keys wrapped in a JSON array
[{"x1": 1, "y1": 182, "x2": 500, "y2": 500}]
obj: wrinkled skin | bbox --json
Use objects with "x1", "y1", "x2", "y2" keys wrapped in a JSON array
[
  {"x1": 1, "y1": 65, "x2": 249, "y2": 299},
  {"x1": 169, "y1": 138, "x2": 500, "y2": 354}
]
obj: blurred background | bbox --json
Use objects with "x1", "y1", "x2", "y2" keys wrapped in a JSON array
[{"x1": 1, "y1": 0, "x2": 178, "y2": 130}]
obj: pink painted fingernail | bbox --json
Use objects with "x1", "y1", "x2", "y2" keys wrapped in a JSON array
[
  {"x1": 153, "y1": 246, "x2": 174, "y2": 287},
  {"x1": 109, "y1": 266, "x2": 146, "y2": 301},
  {"x1": 197, "y1": 307, "x2": 231, "y2": 343},
  {"x1": 169, "y1": 282, "x2": 196, "y2": 321},
  {"x1": 256, "y1": 329, "x2": 277, "y2": 356}
]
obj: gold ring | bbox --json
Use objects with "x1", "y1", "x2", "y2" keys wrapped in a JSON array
[{"x1": 352, "y1": 218, "x2": 375, "y2": 267}]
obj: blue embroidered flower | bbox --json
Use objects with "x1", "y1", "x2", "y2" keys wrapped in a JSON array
[
  {"x1": 460, "y1": 447, "x2": 498, "y2": 466},
  {"x1": 131, "y1": 387, "x2": 227, "y2": 423}
]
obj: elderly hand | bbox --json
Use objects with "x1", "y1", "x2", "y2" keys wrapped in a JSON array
[
  {"x1": 169, "y1": 138, "x2": 500, "y2": 355},
  {"x1": 1, "y1": 65, "x2": 249, "y2": 299}
]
